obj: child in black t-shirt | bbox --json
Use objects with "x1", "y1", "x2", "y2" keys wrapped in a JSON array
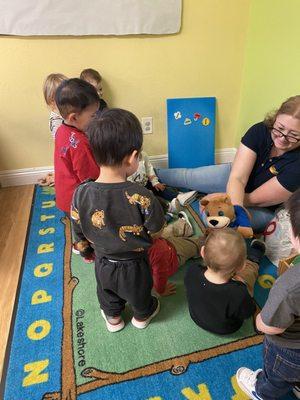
[
  {"x1": 184, "y1": 228, "x2": 265, "y2": 335},
  {"x1": 71, "y1": 108, "x2": 165, "y2": 333}
]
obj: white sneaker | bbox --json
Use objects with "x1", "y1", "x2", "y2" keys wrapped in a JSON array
[
  {"x1": 177, "y1": 190, "x2": 198, "y2": 206},
  {"x1": 101, "y1": 310, "x2": 125, "y2": 333},
  {"x1": 178, "y1": 211, "x2": 193, "y2": 233},
  {"x1": 131, "y1": 299, "x2": 160, "y2": 329},
  {"x1": 236, "y1": 368, "x2": 263, "y2": 400},
  {"x1": 294, "y1": 386, "x2": 300, "y2": 399},
  {"x1": 72, "y1": 245, "x2": 80, "y2": 255},
  {"x1": 168, "y1": 198, "x2": 181, "y2": 213}
]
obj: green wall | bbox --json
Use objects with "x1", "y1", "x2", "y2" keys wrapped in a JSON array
[{"x1": 238, "y1": 0, "x2": 300, "y2": 145}]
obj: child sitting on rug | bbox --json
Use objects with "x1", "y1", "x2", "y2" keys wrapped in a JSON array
[
  {"x1": 236, "y1": 188, "x2": 300, "y2": 400},
  {"x1": 184, "y1": 228, "x2": 265, "y2": 335},
  {"x1": 71, "y1": 108, "x2": 165, "y2": 333},
  {"x1": 149, "y1": 213, "x2": 204, "y2": 296},
  {"x1": 127, "y1": 150, "x2": 167, "y2": 194},
  {"x1": 54, "y1": 78, "x2": 100, "y2": 214},
  {"x1": 127, "y1": 150, "x2": 198, "y2": 215},
  {"x1": 80, "y1": 68, "x2": 108, "y2": 111},
  {"x1": 38, "y1": 73, "x2": 68, "y2": 186}
]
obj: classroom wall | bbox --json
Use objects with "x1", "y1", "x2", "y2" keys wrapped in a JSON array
[
  {"x1": 0, "y1": 0, "x2": 250, "y2": 171},
  {"x1": 237, "y1": 0, "x2": 300, "y2": 145}
]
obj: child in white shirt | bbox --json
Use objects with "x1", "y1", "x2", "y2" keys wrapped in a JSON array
[
  {"x1": 128, "y1": 150, "x2": 166, "y2": 192},
  {"x1": 39, "y1": 73, "x2": 68, "y2": 186}
]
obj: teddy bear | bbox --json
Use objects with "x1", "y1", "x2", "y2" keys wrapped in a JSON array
[{"x1": 200, "y1": 194, "x2": 253, "y2": 238}]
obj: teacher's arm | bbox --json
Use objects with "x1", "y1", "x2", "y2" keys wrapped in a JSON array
[
  {"x1": 226, "y1": 143, "x2": 257, "y2": 206},
  {"x1": 244, "y1": 178, "x2": 292, "y2": 207}
]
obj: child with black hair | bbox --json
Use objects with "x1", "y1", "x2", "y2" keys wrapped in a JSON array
[
  {"x1": 71, "y1": 108, "x2": 165, "y2": 332},
  {"x1": 80, "y1": 68, "x2": 108, "y2": 111},
  {"x1": 54, "y1": 78, "x2": 100, "y2": 214},
  {"x1": 236, "y1": 188, "x2": 300, "y2": 400}
]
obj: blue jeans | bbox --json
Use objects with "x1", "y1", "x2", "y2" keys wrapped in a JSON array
[
  {"x1": 156, "y1": 163, "x2": 231, "y2": 193},
  {"x1": 256, "y1": 337, "x2": 300, "y2": 399},
  {"x1": 156, "y1": 164, "x2": 274, "y2": 233}
]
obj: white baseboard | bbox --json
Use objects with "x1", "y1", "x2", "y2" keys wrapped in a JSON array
[
  {"x1": 215, "y1": 147, "x2": 237, "y2": 164},
  {"x1": 150, "y1": 148, "x2": 236, "y2": 168},
  {"x1": 0, "y1": 166, "x2": 54, "y2": 188},
  {"x1": 0, "y1": 148, "x2": 236, "y2": 187}
]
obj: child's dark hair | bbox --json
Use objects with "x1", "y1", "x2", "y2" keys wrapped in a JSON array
[
  {"x1": 55, "y1": 78, "x2": 99, "y2": 118},
  {"x1": 87, "y1": 108, "x2": 143, "y2": 166},
  {"x1": 286, "y1": 189, "x2": 300, "y2": 238}
]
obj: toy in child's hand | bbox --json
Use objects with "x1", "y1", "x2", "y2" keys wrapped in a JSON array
[
  {"x1": 38, "y1": 172, "x2": 55, "y2": 187},
  {"x1": 200, "y1": 194, "x2": 253, "y2": 238}
]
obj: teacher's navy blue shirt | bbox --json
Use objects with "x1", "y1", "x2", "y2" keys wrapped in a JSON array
[{"x1": 241, "y1": 122, "x2": 300, "y2": 196}]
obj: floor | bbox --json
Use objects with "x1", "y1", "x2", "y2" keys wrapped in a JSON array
[{"x1": 0, "y1": 184, "x2": 34, "y2": 379}]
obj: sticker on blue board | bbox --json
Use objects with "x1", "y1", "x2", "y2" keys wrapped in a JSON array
[{"x1": 167, "y1": 97, "x2": 216, "y2": 168}]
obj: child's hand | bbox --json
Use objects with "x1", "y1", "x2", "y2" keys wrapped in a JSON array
[
  {"x1": 83, "y1": 251, "x2": 95, "y2": 264},
  {"x1": 161, "y1": 281, "x2": 176, "y2": 296},
  {"x1": 154, "y1": 182, "x2": 166, "y2": 192}
]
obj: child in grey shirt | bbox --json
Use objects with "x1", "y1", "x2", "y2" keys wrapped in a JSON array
[{"x1": 236, "y1": 188, "x2": 300, "y2": 400}]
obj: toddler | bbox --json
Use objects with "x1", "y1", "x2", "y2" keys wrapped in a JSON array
[
  {"x1": 39, "y1": 73, "x2": 68, "y2": 186},
  {"x1": 43, "y1": 73, "x2": 68, "y2": 139},
  {"x1": 149, "y1": 214, "x2": 204, "y2": 296},
  {"x1": 236, "y1": 188, "x2": 300, "y2": 400},
  {"x1": 185, "y1": 228, "x2": 265, "y2": 334},
  {"x1": 54, "y1": 78, "x2": 100, "y2": 214},
  {"x1": 128, "y1": 150, "x2": 197, "y2": 216},
  {"x1": 80, "y1": 68, "x2": 107, "y2": 110},
  {"x1": 128, "y1": 150, "x2": 166, "y2": 192},
  {"x1": 71, "y1": 108, "x2": 165, "y2": 332}
]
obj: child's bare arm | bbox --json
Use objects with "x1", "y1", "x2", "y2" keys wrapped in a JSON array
[
  {"x1": 71, "y1": 201, "x2": 94, "y2": 259},
  {"x1": 144, "y1": 152, "x2": 166, "y2": 191},
  {"x1": 149, "y1": 177, "x2": 166, "y2": 192},
  {"x1": 256, "y1": 313, "x2": 286, "y2": 335}
]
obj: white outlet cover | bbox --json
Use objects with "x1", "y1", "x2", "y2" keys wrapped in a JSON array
[{"x1": 142, "y1": 117, "x2": 153, "y2": 134}]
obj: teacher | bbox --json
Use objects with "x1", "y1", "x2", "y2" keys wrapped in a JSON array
[{"x1": 157, "y1": 96, "x2": 300, "y2": 232}]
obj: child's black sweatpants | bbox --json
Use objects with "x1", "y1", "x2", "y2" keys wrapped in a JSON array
[{"x1": 95, "y1": 255, "x2": 157, "y2": 319}]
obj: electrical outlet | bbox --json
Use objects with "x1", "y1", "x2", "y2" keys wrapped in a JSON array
[{"x1": 141, "y1": 117, "x2": 153, "y2": 134}]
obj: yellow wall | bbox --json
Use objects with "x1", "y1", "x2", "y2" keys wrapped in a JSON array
[
  {"x1": 237, "y1": 0, "x2": 300, "y2": 145},
  {"x1": 0, "y1": 0, "x2": 251, "y2": 171}
]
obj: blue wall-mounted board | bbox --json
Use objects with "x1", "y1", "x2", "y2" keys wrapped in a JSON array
[{"x1": 167, "y1": 97, "x2": 216, "y2": 168}]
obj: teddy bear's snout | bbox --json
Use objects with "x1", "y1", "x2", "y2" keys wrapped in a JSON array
[{"x1": 207, "y1": 216, "x2": 231, "y2": 228}]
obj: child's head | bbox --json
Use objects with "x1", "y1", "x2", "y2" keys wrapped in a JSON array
[
  {"x1": 80, "y1": 68, "x2": 103, "y2": 97},
  {"x1": 55, "y1": 78, "x2": 99, "y2": 131},
  {"x1": 286, "y1": 189, "x2": 300, "y2": 251},
  {"x1": 43, "y1": 73, "x2": 68, "y2": 109},
  {"x1": 87, "y1": 108, "x2": 143, "y2": 173},
  {"x1": 202, "y1": 228, "x2": 246, "y2": 277}
]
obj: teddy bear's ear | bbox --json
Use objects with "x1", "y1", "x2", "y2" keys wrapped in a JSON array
[
  {"x1": 222, "y1": 194, "x2": 232, "y2": 205},
  {"x1": 200, "y1": 198, "x2": 209, "y2": 206}
]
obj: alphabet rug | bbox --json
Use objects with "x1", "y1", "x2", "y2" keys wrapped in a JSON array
[{"x1": 0, "y1": 186, "x2": 293, "y2": 400}]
